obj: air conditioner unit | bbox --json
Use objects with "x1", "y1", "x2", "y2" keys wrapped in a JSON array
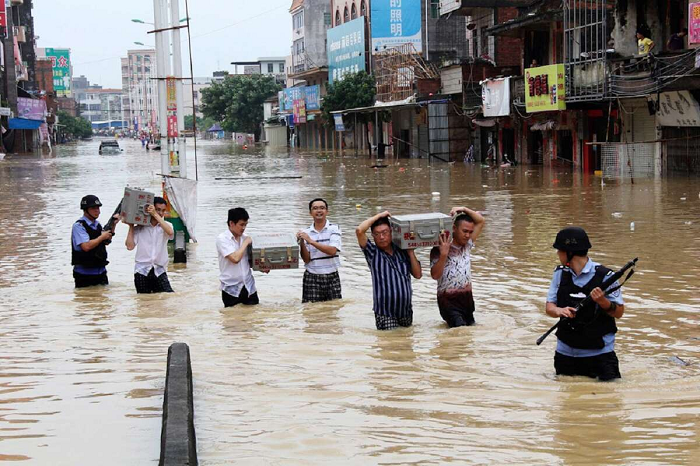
[
  {"x1": 10, "y1": 0, "x2": 24, "y2": 5},
  {"x1": 16, "y1": 26, "x2": 27, "y2": 43}
]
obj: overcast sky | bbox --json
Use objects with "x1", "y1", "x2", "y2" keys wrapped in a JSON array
[{"x1": 33, "y1": 0, "x2": 292, "y2": 89}]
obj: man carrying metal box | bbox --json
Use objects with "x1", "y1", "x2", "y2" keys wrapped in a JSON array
[
  {"x1": 430, "y1": 207, "x2": 485, "y2": 327},
  {"x1": 297, "y1": 198, "x2": 342, "y2": 303},
  {"x1": 356, "y1": 211, "x2": 422, "y2": 330},
  {"x1": 124, "y1": 197, "x2": 175, "y2": 293}
]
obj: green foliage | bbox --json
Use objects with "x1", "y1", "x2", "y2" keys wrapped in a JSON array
[
  {"x1": 200, "y1": 75, "x2": 281, "y2": 137},
  {"x1": 321, "y1": 71, "x2": 376, "y2": 127},
  {"x1": 184, "y1": 114, "x2": 216, "y2": 131},
  {"x1": 57, "y1": 111, "x2": 93, "y2": 138}
]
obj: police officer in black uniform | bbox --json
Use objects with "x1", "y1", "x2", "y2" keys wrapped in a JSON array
[
  {"x1": 545, "y1": 227, "x2": 625, "y2": 381},
  {"x1": 71, "y1": 195, "x2": 117, "y2": 288}
]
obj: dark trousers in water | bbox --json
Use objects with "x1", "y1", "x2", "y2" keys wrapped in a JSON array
[
  {"x1": 134, "y1": 270, "x2": 174, "y2": 294},
  {"x1": 74, "y1": 271, "x2": 109, "y2": 288},
  {"x1": 554, "y1": 351, "x2": 621, "y2": 381},
  {"x1": 222, "y1": 287, "x2": 259, "y2": 308},
  {"x1": 437, "y1": 290, "x2": 476, "y2": 327}
]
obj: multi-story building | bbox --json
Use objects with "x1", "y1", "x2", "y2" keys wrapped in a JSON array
[
  {"x1": 121, "y1": 49, "x2": 157, "y2": 133},
  {"x1": 79, "y1": 89, "x2": 125, "y2": 125},
  {"x1": 231, "y1": 57, "x2": 288, "y2": 86}
]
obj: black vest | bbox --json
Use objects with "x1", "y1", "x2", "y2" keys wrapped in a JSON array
[
  {"x1": 71, "y1": 220, "x2": 109, "y2": 268},
  {"x1": 555, "y1": 264, "x2": 617, "y2": 349}
]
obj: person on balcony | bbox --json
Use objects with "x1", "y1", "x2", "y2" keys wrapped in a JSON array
[
  {"x1": 667, "y1": 28, "x2": 687, "y2": 51},
  {"x1": 636, "y1": 29, "x2": 655, "y2": 56}
]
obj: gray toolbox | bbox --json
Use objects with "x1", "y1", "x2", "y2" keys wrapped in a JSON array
[
  {"x1": 249, "y1": 233, "x2": 300, "y2": 271},
  {"x1": 389, "y1": 213, "x2": 452, "y2": 249},
  {"x1": 122, "y1": 187, "x2": 155, "y2": 226}
]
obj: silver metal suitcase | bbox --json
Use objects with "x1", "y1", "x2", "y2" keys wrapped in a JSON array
[
  {"x1": 249, "y1": 233, "x2": 300, "y2": 271},
  {"x1": 122, "y1": 187, "x2": 155, "y2": 226},
  {"x1": 389, "y1": 213, "x2": 452, "y2": 249}
]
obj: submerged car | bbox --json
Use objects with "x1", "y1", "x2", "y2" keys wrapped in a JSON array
[{"x1": 99, "y1": 140, "x2": 122, "y2": 155}]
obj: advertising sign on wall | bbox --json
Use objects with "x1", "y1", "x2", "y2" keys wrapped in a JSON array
[
  {"x1": 0, "y1": 0, "x2": 7, "y2": 29},
  {"x1": 281, "y1": 85, "x2": 320, "y2": 113},
  {"x1": 371, "y1": 0, "x2": 422, "y2": 53},
  {"x1": 17, "y1": 97, "x2": 47, "y2": 121},
  {"x1": 45, "y1": 48, "x2": 71, "y2": 97},
  {"x1": 305, "y1": 85, "x2": 320, "y2": 111},
  {"x1": 524, "y1": 64, "x2": 566, "y2": 113},
  {"x1": 689, "y1": 3, "x2": 700, "y2": 44},
  {"x1": 481, "y1": 78, "x2": 511, "y2": 117},
  {"x1": 328, "y1": 17, "x2": 366, "y2": 84},
  {"x1": 293, "y1": 98, "x2": 307, "y2": 124},
  {"x1": 650, "y1": 91, "x2": 700, "y2": 126}
]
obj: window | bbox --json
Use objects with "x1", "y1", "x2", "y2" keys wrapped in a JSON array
[
  {"x1": 279, "y1": 63, "x2": 285, "y2": 72},
  {"x1": 430, "y1": 0, "x2": 439, "y2": 19},
  {"x1": 267, "y1": 63, "x2": 274, "y2": 73},
  {"x1": 351, "y1": 4, "x2": 357, "y2": 20},
  {"x1": 361, "y1": 1, "x2": 366, "y2": 17},
  {"x1": 293, "y1": 11, "x2": 304, "y2": 30},
  {"x1": 344, "y1": 7, "x2": 349, "y2": 23},
  {"x1": 335, "y1": 10, "x2": 341, "y2": 26}
]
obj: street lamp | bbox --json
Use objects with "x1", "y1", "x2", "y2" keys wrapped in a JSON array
[
  {"x1": 134, "y1": 41, "x2": 155, "y2": 47},
  {"x1": 131, "y1": 17, "x2": 190, "y2": 25}
]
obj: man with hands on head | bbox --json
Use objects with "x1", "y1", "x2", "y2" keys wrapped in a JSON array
[
  {"x1": 217, "y1": 207, "x2": 268, "y2": 308},
  {"x1": 356, "y1": 211, "x2": 422, "y2": 330},
  {"x1": 124, "y1": 197, "x2": 175, "y2": 293},
  {"x1": 430, "y1": 206, "x2": 485, "y2": 327},
  {"x1": 297, "y1": 198, "x2": 342, "y2": 303}
]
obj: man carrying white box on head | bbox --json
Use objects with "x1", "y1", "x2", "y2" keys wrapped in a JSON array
[
  {"x1": 430, "y1": 207, "x2": 485, "y2": 327},
  {"x1": 356, "y1": 211, "x2": 422, "y2": 330}
]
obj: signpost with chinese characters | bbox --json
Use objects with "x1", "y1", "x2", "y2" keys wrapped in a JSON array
[
  {"x1": 650, "y1": 91, "x2": 700, "y2": 126},
  {"x1": 45, "y1": 48, "x2": 71, "y2": 97},
  {"x1": 371, "y1": 0, "x2": 422, "y2": 53},
  {"x1": 166, "y1": 77, "x2": 180, "y2": 174},
  {"x1": 0, "y1": 0, "x2": 7, "y2": 30},
  {"x1": 524, "y1": 64, "x2": 566, "y2": 113},
  {"x1": 328, "y1": 17, "x2": 366, "y2": 84}
]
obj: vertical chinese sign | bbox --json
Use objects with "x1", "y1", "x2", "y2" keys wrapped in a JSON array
[
  {"x1": 166, "y1": 77, "x2": 180, "y2": 174},
  {"x1": 371, "y1": 0, "x2": 422, "y2": 53},
  {"x1": 45, "y1": 48, "x2": 72, "y2": 97},
  {"x1": 690, "y1": 3, "x2": 700, "y2": 44},
  {"x1": 0, "y1": 1, "x2": 7, "y2": 31}
]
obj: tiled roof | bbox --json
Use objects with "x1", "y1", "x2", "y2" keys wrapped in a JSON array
[{"x1": 290, "y1": 0, "x2": 304, "y2": 12}]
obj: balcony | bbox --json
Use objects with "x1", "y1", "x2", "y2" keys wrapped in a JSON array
[{"x1": 440, "y1": 0, "x2": 533, "y2": 16}]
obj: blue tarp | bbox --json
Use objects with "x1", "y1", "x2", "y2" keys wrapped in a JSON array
[
  {"x1": 9, "y1": 118, "x2": 43, "y2": 130},
  {"x1": 207, "y1": 124, "x2": 223, "y2": 132}
]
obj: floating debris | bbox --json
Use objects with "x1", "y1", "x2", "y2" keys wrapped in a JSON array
[
  {"x1": 670, "y1": 356, "x2": 691, "y2": 367},
  {"x1": 630, "y1": 222, "x2": 635, "y2": 231},
  {"x1": 612, "y1": 212, "x2": 623, "y2": 218}
]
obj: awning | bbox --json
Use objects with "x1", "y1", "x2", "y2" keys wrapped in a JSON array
[
  {"x1": 474, "y1": 118, "x2": 497, "y2": 127},
  {"x1": 530, "y1": 120, "x2": 558, "y2": 131},
  {"x1": 330, "y1": 97, "x2": 422, "y2": 115},
  {"x1": 9, "y1": 118, "x2": 43, "y2": 130}
]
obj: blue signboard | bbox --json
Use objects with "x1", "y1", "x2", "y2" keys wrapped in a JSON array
[
  {"x1": 281, "y1": 85, "x2": 320, "y2": 112},
  {"x1": 371, "y1": 0, "x2": 422, "y2": 53},
  {"x1": 327, "y1": 17, "x2": 366, "y2": 84},
  {"x1": 334, "y1": 114, "x2": 345, "y2": 132}
]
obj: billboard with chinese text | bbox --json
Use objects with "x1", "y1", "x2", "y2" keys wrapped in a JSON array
[
  {"x1": 281, "y1": 85, "x2": 320, "y2": 113},
  {"x1": 45, "y1": 48, "x2": 71, "y2": 97},
  {"x1": 328, "y1": 17, "x2": 366, "y2": 84},
  {"x1": 690, "y1": 3, "x2": 700, "y2": 44},
  {"x1": 524, "y1": 64, "x2": 566, "y2": 113},
  {"x1": 371, "y1": 0, "x2": 422, "y2": 53}
]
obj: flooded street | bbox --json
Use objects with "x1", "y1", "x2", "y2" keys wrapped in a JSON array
[{"x1": 0, "y1": 139, "x2": 699, "y2": 465}]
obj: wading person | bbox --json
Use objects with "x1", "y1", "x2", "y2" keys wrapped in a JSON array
[
  {"x1": 545, "y1": 227, "x2": 625, "y2": 381},
  {"x1": 217, "y1": 207, "x2": 264, "y2": 307},
  {"x1": 124, "y1": 197, "x2": 175, "y2": 293},
  {"x1": 430, "y1": 207, "x2": 485, "y2": 327},
  {"x1": 297, "y1": 198, "x2": 342, "y2": 303},
  {"x1": 356, "y1": 211, "x2": 422, "y2": 330},
  {"x1": 71, "y1": 195, "x2": 117, "y2": 288}
]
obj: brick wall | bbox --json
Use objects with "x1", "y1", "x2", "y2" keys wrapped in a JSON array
[{"x1": 495, "y1": 8, "x2": 523, "y2": 72}]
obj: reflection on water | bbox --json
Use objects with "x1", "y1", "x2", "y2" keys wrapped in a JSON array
[{"x1": 0, "y1": 139, "x2": 698, "y2": 464}]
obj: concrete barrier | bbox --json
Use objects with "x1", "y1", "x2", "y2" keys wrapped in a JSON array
[{"x1": 159, "y1": 342, "x2": 198, "y2": 466}]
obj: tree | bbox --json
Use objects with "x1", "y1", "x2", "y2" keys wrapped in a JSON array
[
  {"x1": 200, "y1": 74, "x2": 281, "y2": 140},
  {"x1": 57, "y1": 111, "x2": 93, "y2": 138},
  {"x1": 321, "y1": 71, "x2": 376, "y2": 126},
  {"x1": 184, "y1": 114, "x2": 216, "y2": 131}
]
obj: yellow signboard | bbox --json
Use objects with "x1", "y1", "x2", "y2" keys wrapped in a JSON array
[{"x1": 524, "y1": 64, "x2": 566, "y2": 113}]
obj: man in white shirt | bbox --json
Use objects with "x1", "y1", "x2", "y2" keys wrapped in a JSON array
[
  {"x1": 297, "y1": 198, "x2": 342, "y2": 303},
  {"x1": 217, "y1": 207, "x2": 266, "y2": 307},
  {"x1": 125, "y1": 197, "x2": 175, "y2": 293}
]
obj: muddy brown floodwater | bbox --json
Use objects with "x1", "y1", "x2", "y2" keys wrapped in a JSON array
[{"x1": 0, "y1": 139, "x2": 698, "y2": 465}]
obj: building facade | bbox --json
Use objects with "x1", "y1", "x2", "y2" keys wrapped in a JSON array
[{"x1": 121, "y1": 49, "x2": 158, "y2": 133}]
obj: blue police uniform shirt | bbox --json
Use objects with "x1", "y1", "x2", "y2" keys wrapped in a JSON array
[
  {"x1": 546, "y1": 258, "x2": 624, "y2": 357},
  {"x1": 72, "y1": 215, "x2": 107, "y2": 275}
]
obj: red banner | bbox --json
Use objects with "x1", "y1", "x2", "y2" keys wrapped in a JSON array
[
  {"x1": 0, "y1": 2, "x2": 6, "y2": 29},
  {"x1": 167, "y1": 115, "x2": 178, "y2": 138}
]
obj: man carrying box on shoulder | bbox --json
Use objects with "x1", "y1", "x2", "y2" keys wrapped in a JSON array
[
  {"x1": 297, "y1": 198, "x2": 342, "y2": 303},
  {"x1": 356, "y1": 211, "x2": 422, "y2": 330},
  {"x1": 217, "y1": 207, "x2": 267, "y2": 308},
  {"x1": 430, "y1": 206, "x2": 485, "y2": 327}
]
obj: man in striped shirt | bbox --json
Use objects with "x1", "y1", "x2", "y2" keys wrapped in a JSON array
[
  {"x1": 297, "y1": 198, "x2": 342, "y2": 303},
  {"x1": 356, "y1": 211, "x2": 422, "y2": 330}
]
